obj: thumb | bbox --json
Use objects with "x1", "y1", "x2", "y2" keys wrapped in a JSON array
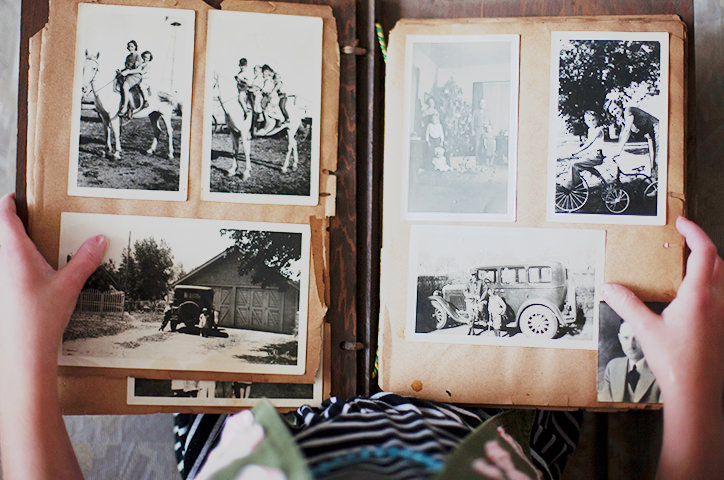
[
  {"x1": 602, "y1": 283, "x2": 660, "y2": 335},
  {"x1": 59, "y1": 235, "x2": 108, "y2": 294}
]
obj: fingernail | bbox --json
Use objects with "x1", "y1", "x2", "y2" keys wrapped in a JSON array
[
  {"x1": 601, "y1": 283, "x2": 613, "y2": 298},
  {"x1": 95, "y1": 235, "x2": 107, "y2": 247}
]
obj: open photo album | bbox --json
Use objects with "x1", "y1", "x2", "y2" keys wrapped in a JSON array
[
  {"x1": 23, "y1": 1, "x2": 686, "y2": 412},
  {"x1": 378, "y1": 15, "x2": 685, "y2": 409}
]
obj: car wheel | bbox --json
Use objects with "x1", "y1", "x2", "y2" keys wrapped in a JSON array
[
  {"x1": 519, "y1": 305, "x2": 558, "y2": 339},
  {"x1": 433, "y1": 307, "x2": 448, "y2": 330}
]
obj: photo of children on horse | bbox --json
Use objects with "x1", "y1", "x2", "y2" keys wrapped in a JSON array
[
  {"x1": 71, "y1": 5, "x2": 194, "y2": 198},
  {"x1": 234, "y1": 58, "x2": 291, "y2": 137},
  {"x1": 116, "y1": 40, "x2": 155, "y2": 119},
  {"x1": 203, "y1": 10, "x2": 322, "y2": 201}
]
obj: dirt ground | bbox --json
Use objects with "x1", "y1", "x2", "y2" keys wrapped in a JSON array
[
  {"x1": 77, "y1": 109, "x2": 182, "y2": 191},
  {"x1": 61, "y1": 311, "x2": 298, "y2": 369},
  {"x1": 209, "y1": 121, "x2": 312, "y2": 196}
]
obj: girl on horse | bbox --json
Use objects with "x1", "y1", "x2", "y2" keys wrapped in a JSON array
[{"x1": 117, "y1": 40, "x2": 143, "y2": 117}]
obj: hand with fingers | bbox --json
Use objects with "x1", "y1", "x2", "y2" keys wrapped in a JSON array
[
  {"x1": 603, "y1": 216, "x2": 724, "y2": 480},
  {"x1": 0, "y1": 192, "x2": 107, "y2": 480}
]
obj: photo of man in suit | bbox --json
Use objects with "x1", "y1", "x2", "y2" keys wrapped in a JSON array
[{"x1": 598, "y1": 321, "x2": 661, "y2": 403}]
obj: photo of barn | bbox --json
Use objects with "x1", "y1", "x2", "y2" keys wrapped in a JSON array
[
  {"x1": 59, "y1": 213, "x2": 309, "y2": 374},
  {"x1": 173, "y1": 247, "x2": 300, "y2": 334}
]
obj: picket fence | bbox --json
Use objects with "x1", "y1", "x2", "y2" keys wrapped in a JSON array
[{"x1": 75, "y1": 289, "x2": 125, "y2": 319}]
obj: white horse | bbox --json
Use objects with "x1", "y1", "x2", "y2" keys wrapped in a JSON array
[
  {"x1": 212, "y1": 73, "x2": 303, "y2": 180},
  {"x1": 212, "y1": 73, "x2": 252, "y2": 179},
  {"x1": 81, "y1": 51, "x2": 176, "y2": 160}
]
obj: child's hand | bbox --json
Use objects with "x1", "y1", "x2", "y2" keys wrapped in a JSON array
[
  {"x1": 0, "y1": 193, "x2": 107, "y2": 376},
  {"x1": 603, "y1": 216, "x2": 724, "y2": 402}
]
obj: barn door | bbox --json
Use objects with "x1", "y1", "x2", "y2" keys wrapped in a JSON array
[
  {"x1": 251, "y1": 289, "x2": 283, "y2": 332},
  {"x1": 233, "y1": 287, "x2": 284, "y2": 332},
  {"x1": 214, "y1": 287, "x2": 233, "y2": 328},
  {"x1": 235, "y1": 288, "x2": 252, "y2": 329}
]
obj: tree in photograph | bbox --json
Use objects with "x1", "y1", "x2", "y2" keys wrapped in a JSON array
[
  {"x1": 117, "y1": 238, "x2": 175, "y2": 301},
  {"x1": 429, "y1": 77, "x2": 474, "y2": 156},
  {"x1": 558, "y1": 40, "x2": 660, "y2": 136},
  {"x1": 221, "y1": 229, "x2": 302, "y2": 288},
  {"x1": 133, "y1": 238, "x2": 175, "y2": 301},
  {"x1": 116, "y1": 247, "x2": 138, "y2": 297},
  {"x1": 82, "y1": 259, "x2": 119, "y2": 292}
]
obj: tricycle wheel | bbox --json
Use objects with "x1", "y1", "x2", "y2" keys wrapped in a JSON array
[
  {"x1": 555, "y1": 178, "x2": 588, "y2": 212},
  {"x1": 601, "y1": 183, "x2": 630, "y2": 213},
  {"x1": 519, "y1": 305, "x2": 558, "y2": 339}
]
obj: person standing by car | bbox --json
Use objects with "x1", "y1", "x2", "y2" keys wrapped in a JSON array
[
  {"x1": 488, "y1": 289, "x2": 507, "y2": 337},
  {"x1": 159, "y1": 301, "x2": 174, "y2": 332},
  {"x1": 465, "y1": 276, "x2": 491, "y2": 335},
  {"x1": 199, "y1": 308, "x2": 211, "y2": 338}
]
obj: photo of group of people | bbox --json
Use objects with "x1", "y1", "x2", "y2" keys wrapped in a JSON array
[
  {"x1": 69, "y1": 4, "x2": 323, "y2": 205},
  {"x1": 203, "y1": 11, "x2": 322, "y2": 205},
  {"x1": 403, "y1": 35, "x2": 519, "y2": 222}
]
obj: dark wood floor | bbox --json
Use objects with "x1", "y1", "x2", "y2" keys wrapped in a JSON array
[{"x1": 563, "y1": 411, "x2": 663, "y2": 480}]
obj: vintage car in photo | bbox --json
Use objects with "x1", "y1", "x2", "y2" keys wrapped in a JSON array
[
  {"x1": 164, "y1": 285, "x2": 216, "y2": 333},
  {"x1": 427, "y1": 262, "x2": 577, "y2": 339}
]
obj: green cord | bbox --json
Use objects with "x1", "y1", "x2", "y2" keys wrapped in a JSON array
[{"x1": 375, "y1": 22, "x2": 387, "y2": 63}]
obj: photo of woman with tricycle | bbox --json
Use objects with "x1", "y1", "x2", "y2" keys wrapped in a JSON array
[{"x1": 549, "y1": 32, "x2": 667, "y2": 224}]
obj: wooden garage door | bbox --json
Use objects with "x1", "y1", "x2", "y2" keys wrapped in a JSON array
[
  {"x1": 214, "y1": 287, "x2": 233, "y2": 328},
  {"x1": 235, "y1": 288, "x2": 283, "y2": 332}
]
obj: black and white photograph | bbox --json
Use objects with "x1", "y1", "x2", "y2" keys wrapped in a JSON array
[
  {"x1": 597, "y1": 302, "x2": 664, "y2": 403},
  {"x1": 403, "y1": 35, "x2": 519, "y2": 222},
  {"x1": 202, "y1": 11, "x2": 322, "y2": 205},
  {"x1": 68, "y1": 4, "x2": 195, "y2": 200},
  {"x1": 407, "y1": 225, "x2": 604, "y2": 349},
  {"x1": 548, "y1": 32, "x2": 668, "y2": 225},
  {"x1": 127, "y1": 366, "x2": 322, "y2": 408},
  {"x1": 58, "y1": 213, "x2": 310, "y2": 375}
]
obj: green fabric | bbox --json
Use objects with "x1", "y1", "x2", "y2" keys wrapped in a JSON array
[
  {"x1": 434, "y1": 410, "x2": 539, "y2": 480},
  {"x1": 208, "y1": 399, "x2": 312, "y2": 480}
]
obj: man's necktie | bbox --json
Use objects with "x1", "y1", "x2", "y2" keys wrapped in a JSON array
[{"x1": 627, "y1": 365, "x2": 640, "y2": 391}]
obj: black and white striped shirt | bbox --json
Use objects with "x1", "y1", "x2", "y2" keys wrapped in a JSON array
[{"x1": 174, "y1": 392, "x2": 581, "y2": 480}]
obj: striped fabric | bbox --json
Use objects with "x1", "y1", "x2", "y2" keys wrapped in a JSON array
[{"x1": 173, "y1": 393, "x2": 581, "y2": 480}]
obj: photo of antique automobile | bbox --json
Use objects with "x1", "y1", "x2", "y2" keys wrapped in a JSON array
[
  {"x1": 426, "y1": 262, "x2": 578, "y2": 339},
  {"x1": 160, "y1": 285, "x2": 219, "y2": 336}
]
